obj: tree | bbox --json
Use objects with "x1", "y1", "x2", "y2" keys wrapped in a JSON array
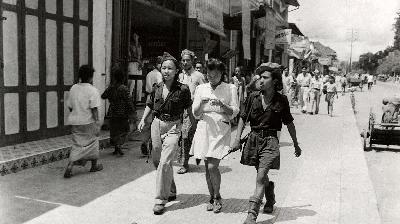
[
  {"x1": 359, "y1": 52, "x2": 379, "y2": 73},
  {"x1": 394, "y1": 11, "x2": 400, "y2": 50}
]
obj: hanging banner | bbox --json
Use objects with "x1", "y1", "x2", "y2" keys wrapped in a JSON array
[
  {"x1": 242, "y1": 0, "x2": 251, "y2": 59},
  {"x1": 264, "y1": 10, "x2": 276, "y2": 50},
  {"x1": 189, "y1": 0, "x2": 225, "y2": 37},
  {"x1": 275, "y1": 29, "x2": 292, "y2": 45}
]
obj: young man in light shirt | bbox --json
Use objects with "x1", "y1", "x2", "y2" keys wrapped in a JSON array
[
  {"x1": 297, "y1": 67, "x2": 312, "y2": 113},
  {"x1": 177, "y1": 49, "x2": 206, "y2": 174},
  {"x1": 309, "y1": 70, "x2": 323, "y2": 114}
]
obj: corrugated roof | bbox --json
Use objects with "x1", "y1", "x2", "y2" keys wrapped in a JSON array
[{"x1": 312, "y1": 41, "x2": 336, "y2": 57}]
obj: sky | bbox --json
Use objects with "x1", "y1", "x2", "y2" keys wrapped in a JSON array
[{"x1": 289, "y1": 0, "x2": 400, "y2": 62}]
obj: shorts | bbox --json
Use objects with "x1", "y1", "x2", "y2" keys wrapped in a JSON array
[{"x1": 240, "y1": 132, "x2": 280, "y2": 170}]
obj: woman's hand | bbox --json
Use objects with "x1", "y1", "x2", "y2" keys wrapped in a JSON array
[
  {"x1": 137, "y1": 120, "x2": 145, "y2": 132},
  {"x1": 294, "y1": 144, "x2": 302, "y2": 157},
  {"x1": 230, "y1": 139, "x2": 241, "y2": 153}
]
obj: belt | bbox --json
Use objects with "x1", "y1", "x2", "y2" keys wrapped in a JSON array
[
  {"x1": 251, "y1": 129, "x2": 278, "y2": 138},
  {"x1": 156, "y1": 114, "x2": 182, "y2": 122},
  {"x1": 313, "y1": 88, "x2": 320, "y2": 90}
]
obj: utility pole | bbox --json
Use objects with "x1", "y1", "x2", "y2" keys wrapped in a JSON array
[
  {"x1": 349, "y1": 28, "x2": 354, "y2": 73},
  {"x1": 348, "y1": 28, "x2": 358, "y2": 73}
]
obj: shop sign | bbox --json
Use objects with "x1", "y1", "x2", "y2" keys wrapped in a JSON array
[
  {"x1": 318, "y1": 57, "x2": 332, "y2": 65},
  {"x1": 264, "y1": 10, "x2": 276, "y2": 50},
  {"x1": 242, "y1": 0, "x2": 251, "y2": 59},
  {"x1": 275, "y1": 29, "x2": 291, "y2": 45},
  {"x1": 190, "y1": 0, "x2": 225, "y2": 37}
]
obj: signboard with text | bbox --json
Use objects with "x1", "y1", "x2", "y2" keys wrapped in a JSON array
[{"x1": 275, "y1": 29, "x2": 291, "y2": 45}]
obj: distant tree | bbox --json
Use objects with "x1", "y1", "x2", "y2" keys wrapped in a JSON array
[
  {"x1": 394, "y1": 11, "x2": 400, "y2": 50},
  {"x1": 359, "y1": 52, "x2": 379, "y2": 74}
]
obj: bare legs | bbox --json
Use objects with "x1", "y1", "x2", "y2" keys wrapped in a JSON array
[{"x1": 204, "y1": 158, "x2": 221, "y2": 199}]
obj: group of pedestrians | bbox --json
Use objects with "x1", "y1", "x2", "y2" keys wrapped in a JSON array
[
  {"x1": 282, "y1": 67, "x2": 339, "y2": 117},
  {"x1": 64, "y1": 49, "x2": 302, "y2": 224}
]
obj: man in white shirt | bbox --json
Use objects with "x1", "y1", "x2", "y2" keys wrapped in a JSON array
[
  {"x1": 309, "y1": 70, "x2": 323, "y2": 114},
  {"x1": 281, "y1": 68, "x2": 293, "y2": 97},
  {"x1": 367, "y1": 73, "x2": 374, "y2": 90},
  {"x1": 178, "y1": 49, "x2": 206, "y2": 174},
  {"x1": 297, "y1": 67, "x2": 312, "y2": 113}
]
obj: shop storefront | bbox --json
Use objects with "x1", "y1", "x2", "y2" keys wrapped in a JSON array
[{"x1": 112, "y1": 0, "x2": 186, "y2": 104}]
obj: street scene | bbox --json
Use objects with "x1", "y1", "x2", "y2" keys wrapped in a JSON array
[{"x1": 1, "y1": 0, "x2": 400, "y2": 224}]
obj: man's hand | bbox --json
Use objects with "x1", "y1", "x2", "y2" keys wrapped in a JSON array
[{"x1": 294, "y1": 144, "x2": 302, "y2": 157}]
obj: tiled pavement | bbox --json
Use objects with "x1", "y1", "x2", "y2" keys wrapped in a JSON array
[
  {"x1": 0, "y1": 132, "x2": 111, "y2": 176},
  {"x1": 0, "y1": 109, "x2": 146, "y2": 176},
  {"x1": 22, "y1": 95, "x2": 381, "y2": 224}
]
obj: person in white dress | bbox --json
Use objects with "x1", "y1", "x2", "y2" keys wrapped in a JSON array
[{"x1": 190, "y1": 58, "x2": 239, "y2": 213}]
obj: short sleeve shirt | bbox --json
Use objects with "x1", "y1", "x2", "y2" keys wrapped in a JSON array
[
  {"x1": 179, "y1": 68, "x2": 206, "y2": 98},
  {"x1": 145, "y1": 69, "x2": 162, "y2": 93},
  {"x1": 146, "y1": 82, "x2": 192, "y2": 118},
  {"x1": 67, "y1": 83, "x2": 102, "y2": 125},
  {"x1": 240, "y1": 91, "x2": 294, "y2": 131}
]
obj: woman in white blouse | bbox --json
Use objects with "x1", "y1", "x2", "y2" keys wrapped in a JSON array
[{"x1": 190, "y1": 58, "x2": 239, "y2": 213}]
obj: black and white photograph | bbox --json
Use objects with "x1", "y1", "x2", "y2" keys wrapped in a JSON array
[{"x1": 0, "y1": 0, "x2": 399, "y2": 223}]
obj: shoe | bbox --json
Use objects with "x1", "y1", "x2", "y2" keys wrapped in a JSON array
[
  {"x1": 153, "y1": 204, "x2": 165, "y2": 215},
  {"x1": 168, "y1": 195, "x2": 176, "y2": 202},
  {"x1": 89, "y1": 164, "x2": 103, "y2": 172},
  {"x1": 263, "y1": 181, "x2": 275, "y2": 214},
  {"x1": 308, "y1": 112, "x2": 314, "y2": 115},
  {"x1": 63, "y1": 168, "x2": 73, "y2": 178},
  {"x1": 301, "y1": 110, "x2": 306, "y2": 113},
  {"x1": 243, "y1": 197, "x2": 261, "y2": 224},
  {"x1": 206, "y1": 197, "x2": 214, "y2": 211},
  {"x1": 213, "y1": 198, "x2": 222, "y2": 213},
  {"x1": 177, "y1": 167, "x2": 188, "y2": 174}
]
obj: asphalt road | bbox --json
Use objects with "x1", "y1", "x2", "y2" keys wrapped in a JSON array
[{"x1": 352, "y1": 81, "x2": 400, "y2": 224}]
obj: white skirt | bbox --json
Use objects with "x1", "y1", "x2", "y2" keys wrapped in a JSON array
[{"x1": 190, "y1": 114, "x2": 231, "y2": 160}]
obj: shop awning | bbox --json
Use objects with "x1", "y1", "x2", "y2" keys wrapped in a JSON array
[{"x1": 284, "y1": 0, "x2": 300, "y2": 7}]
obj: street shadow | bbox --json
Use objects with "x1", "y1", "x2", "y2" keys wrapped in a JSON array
[
  {"x1": 372, "y1": 147, "x2": 400, "y2": 153},
  {"x1": 180, "y1": 164, "x2": 233, "y2": 174},
  {"x1": 166, "y1": 193, "x2": 248, "y2": 213},
  {"x1": 257, "y1": 205, "x2": 317, "y2": 223}
]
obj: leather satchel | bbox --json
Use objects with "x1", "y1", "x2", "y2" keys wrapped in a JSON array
[{"x1": 239, "y1": 97, "x2": 254, "y2": 151}]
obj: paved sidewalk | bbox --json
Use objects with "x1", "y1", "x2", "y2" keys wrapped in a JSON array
[{"x1": 23, "y1": 96, "x2": 381, "y2": 224}]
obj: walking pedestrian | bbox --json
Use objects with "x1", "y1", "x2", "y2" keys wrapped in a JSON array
[
  {"x1": 190, "y1": 58, "x2": 239, "y2": 213},
  {"x1": 324, "y1": 76, "x2": 338, "y2": 117},
  {"x1": 101, "y1": 66, "x2": 134, "y2": 156},
  {"x1": 177, "y1": 49, "x2": 206, "y2": 174},
  {"x1": 297, "y1": 67, "x2": 312, "y2": 113},
  {"x1": 367, "y1": 73, "x2": 374, "y2": 90},
  {"x1": 231, "y1": 63, "x2": 301, "y2": 224},
  {"x1": 309, "y1": 70, "x2": 323, "y2": 114},
  {"x1": 139, "y1": 56, "x2": 163, "y2": 156},
  {"x1": 64, "y1": 65, "x2": 103, "y2": 178},
  {"x1": 137, "y1": 52, "x2": 192, "y2": 215}
]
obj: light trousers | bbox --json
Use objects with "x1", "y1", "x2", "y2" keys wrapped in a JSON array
[
  {"x1": 151, "y1": 117, "x2": 182, "y2": 205},
  {"x1": 299, "y1": 86, "x2": 310, "y2": 111},
  {"x1": 308, "y1": 89, "x2": 321, "y2": 113}
]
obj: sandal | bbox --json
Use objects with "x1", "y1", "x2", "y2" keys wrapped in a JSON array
[
  {"x1": 177, "y1": 167, "x2": 188, "y2": 174},
  {"x1": 63, "y1": 168, "x2": 73, "y2": 178},
  {"x1": 206, "y1": 197, "x2": 214, "y2": 211},
  {"x1": 90, "y1": 164, "x2": 103, "y2": 172},
  {"x1": 213, "y1": 198, "x2": 222, "y2": 213}
]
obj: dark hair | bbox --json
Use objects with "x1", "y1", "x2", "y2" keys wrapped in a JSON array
[
  {"x1": 258, "y1": 67, "x2": 283, "y2": 92},
  {"x1": 195, "y1": 61, "x2": 204, "y2": 66},
  {"x1": 206, "y1": 58, "x2": 227, "y2": 82},
  {"x1": 79, "y1": 65, "x2": 95, "y2": 83},
  {"x1": 111, "y1": 66, "x2": 126, "y2": 86}
]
